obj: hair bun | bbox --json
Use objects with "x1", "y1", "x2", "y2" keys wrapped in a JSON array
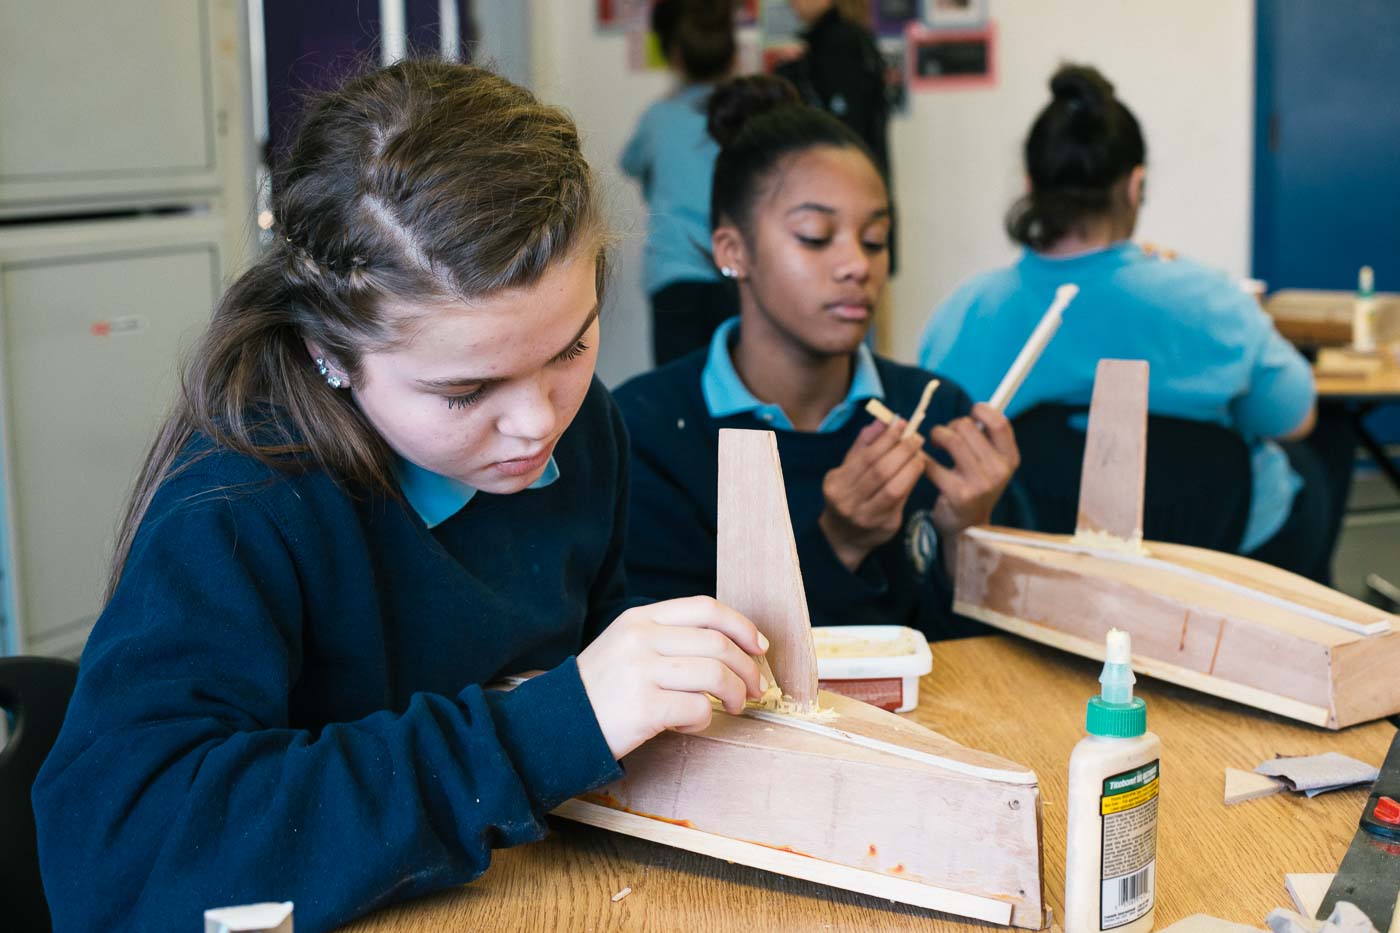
[
  {"x1": 707, "y1": 74, "x2": 802, "y2": 149},
  {"x1": 1049, "y1": 64, "x2": 1113, "y2": 135}
]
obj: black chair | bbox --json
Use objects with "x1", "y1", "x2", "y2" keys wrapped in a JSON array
[
  {"x1": 1009, "y1": 403, "x2": 1253, "y2": 551},
  {"x1": 0, "y1": 657, "x2": 79, "y2": 933}
]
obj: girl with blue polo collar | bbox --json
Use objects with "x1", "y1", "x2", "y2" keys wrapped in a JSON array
[
  {"x1": 615, "y1": 75, "x2": 1019, "y2": 641},
  {"x1": 33, "y1": 62, "x2": 767, "y2": 933}
]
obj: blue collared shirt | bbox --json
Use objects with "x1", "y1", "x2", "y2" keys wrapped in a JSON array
[
  {"x1": 701, "y1": 317, "x2": 885, "y2": 432},
  {"x1": 394, "y1": 456, "x2": 560, "y2": 528}
]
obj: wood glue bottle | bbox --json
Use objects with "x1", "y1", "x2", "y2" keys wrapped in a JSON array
[{"x1": 1064, "y1": 629, "x2": 1160, "y2": 933}]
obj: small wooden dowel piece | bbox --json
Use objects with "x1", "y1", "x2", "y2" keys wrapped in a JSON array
[
  {"x1": 865, "y1": 398, "x2": 896, "y2": 425},
  {"x1": 902, "y1": 379, "x2": 941, "y2": 439}
]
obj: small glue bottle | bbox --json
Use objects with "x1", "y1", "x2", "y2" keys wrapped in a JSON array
[
  {"x1": 1064, "y1": 629, "x2": 1160, "y2": 933},
  {"x1": 1354, "y1": 265, "x2": 1377, "y2": 353}
]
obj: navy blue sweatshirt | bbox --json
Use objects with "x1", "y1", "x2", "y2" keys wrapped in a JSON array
[
  {"x1": 614, "y1": 351, "x2": 987, "y2": 641},
  {"x1": 33, "y1": 379, "x2": 633, "y2": 933}
]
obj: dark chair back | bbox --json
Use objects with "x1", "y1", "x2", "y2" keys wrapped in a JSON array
[
  {"x1": 1010, "y1": 403, "x2": 1253, "y2": 551},
  {"x1": 0, "y1": 656, "x2": 79, "y2": 933}
]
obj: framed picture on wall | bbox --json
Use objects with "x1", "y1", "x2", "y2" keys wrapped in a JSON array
[
  {"x1": 736, "y1": 0, "x2": 759, "y2": 26},
  {"x1": 923, "y1": 0, "x2": 989, "y2": 30},
  {"x1": 871, "y1": 0, "x2": 920, "y2": 37},
  {"x1": 906, "y1": 22, "x2": 995, "y2": 90}
]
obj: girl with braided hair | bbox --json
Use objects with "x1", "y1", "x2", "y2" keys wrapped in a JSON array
[{"x1": 34, "y1": 61, "x2": 767, "y2": 933}]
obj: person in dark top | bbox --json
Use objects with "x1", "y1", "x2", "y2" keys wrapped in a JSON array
[
  {"x1": 780, "y1": 0, "x2": 890, "y2": 177},
  {"x1": 614, "y1": 75, "x2": 1018, "y2": 641},
  {"x1": 32, "y1": 61, "x2": 768, "y2": 933}
]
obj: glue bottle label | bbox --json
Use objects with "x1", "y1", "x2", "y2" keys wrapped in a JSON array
[{"x1": 1099, "y1": 759, "x2": 1159, "y2": 929}]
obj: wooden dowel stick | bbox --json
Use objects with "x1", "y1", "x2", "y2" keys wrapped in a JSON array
[
  {"x1": 902, "y1": 379, "x2": 941, "y2": 439},
  {"x1": 988, "y1": 283, "x2": 1079, "y2": 412},
  {"x1": 865, "y1": 398, "x2": 896, "y2": 425}
]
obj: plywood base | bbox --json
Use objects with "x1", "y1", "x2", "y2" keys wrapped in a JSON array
[
  {"x1": 559, "y1": 696, "x2": 1044, "y2": 928},
  {"x1": 954, "y1": 527, "x2": 1400, "y2": 729},
  {"x1": 552, "y1": 800, "x2": 1015, "y2": 924}
]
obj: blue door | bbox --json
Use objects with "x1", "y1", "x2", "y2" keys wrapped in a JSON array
[{"x1": 1253, "y1": 0, "x2": 1400, "y2": 292}]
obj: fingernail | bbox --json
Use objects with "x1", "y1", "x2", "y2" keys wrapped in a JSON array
[
  {"x1": 759, "y1": 674, "x2": 770, "y2": 692},
  {"x1": 758, "y1": 632, "x2": 770, "y2": 652}
]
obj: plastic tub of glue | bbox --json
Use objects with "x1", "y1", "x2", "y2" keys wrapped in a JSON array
[{"x1": 812, "y1": 625, "x2": 933, "y2": 713}]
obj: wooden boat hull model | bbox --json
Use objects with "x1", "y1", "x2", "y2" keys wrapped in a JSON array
[
  {"x1": 954, "y1": 359, "x2": 1399, "y2": 730},
  {"x1": 555, "y1": 429, "x2": 1046, "y2": 927}
]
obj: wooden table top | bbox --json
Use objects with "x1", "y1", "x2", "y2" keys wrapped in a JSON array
[
  {"x1": 342, "y1": 635, "x2": 1395, "y2": 933},
  {"x1": 1316, "y1": 366, "x2": 1400, "y2": 400}
]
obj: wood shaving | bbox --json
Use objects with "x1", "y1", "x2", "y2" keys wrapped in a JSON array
[{"x1": 611, "y1": 886, "x2": 632, "y2": 902}]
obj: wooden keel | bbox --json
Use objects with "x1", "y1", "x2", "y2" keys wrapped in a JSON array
[
  {"x1": 1075, "y1": 359, "x2": 1148, "y2": 542},
  {"x1": 954, "y1": 526, "x2": 1400, "y2": 729},
  {"x1": 717, "y1": 428, "x2": 820, "y2": 704},
  {"x1": 557, "y1": 702, "x2": 1045, "y2": 928}
]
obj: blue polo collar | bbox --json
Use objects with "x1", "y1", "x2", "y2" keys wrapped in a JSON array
[
  {"x1": 394, "y1": 455, "x2": 560, "y2": 529},
  {"x1": 700, "y1": 316, "x2": 885, "y2": 433}
]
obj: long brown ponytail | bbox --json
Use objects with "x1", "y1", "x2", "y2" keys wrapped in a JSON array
[{"x1": 107, "y1": 60, "x2": 603, "y2": 600}]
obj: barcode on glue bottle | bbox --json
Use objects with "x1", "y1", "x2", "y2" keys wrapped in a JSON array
[{"x1": 1101, "y1": 863, "x2": 1154, "y2": 928}]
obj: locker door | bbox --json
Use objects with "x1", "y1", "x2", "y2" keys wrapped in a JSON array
[
  {"x1": 0, "y1": 216, "x2": 223, "y2": 656},
  {"x1": 0, "y1": 0, "x2": 227, "y2": 215}
]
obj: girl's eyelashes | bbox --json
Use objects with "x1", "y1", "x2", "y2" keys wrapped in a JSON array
[
  {"x1": 556, "y1": 338, "x2": 590, "y2": 362},
  {"x1": 442, "y1": 340, "x2": 589, "y2": 411},
  {"x1": 795, "y1": 234, "x2": 831, "y2": 248},
  {"x1": 445, "y1": 389, "x2": 485, "y2": 409}
]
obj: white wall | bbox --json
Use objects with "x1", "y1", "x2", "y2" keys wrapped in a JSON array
[
  {"x1": 511, "y1": 0, "x2": 1255, "y2": 383},
  {"x1": 887, "y1": 0, "x2": 1256, "y2": 359},
  {"x1": 528, "y1": 2, "x2": 673, "y2": 386}
]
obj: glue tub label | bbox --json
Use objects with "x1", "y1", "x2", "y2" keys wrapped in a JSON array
[{"x1": 1099, "y1": 759, "x2": 1159, "y2": 929}]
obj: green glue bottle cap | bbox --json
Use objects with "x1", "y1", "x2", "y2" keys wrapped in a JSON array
[{"x1": 1086, "y1": 628, "x2": 1146, "y2": 738}]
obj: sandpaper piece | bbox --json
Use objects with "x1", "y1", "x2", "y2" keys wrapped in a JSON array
[
  {"x1": 1255, "y1": 754, "x2": 1380, "y2": 795},
  {"x1": 1226, "y1": 767, "x2": 1288, "y2": 805}
]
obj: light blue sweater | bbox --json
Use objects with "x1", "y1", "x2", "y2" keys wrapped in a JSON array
[
  {"x1": 918, "y1": 243, "x2": 1315, "y2": 552},
  {"x1": 621, "y1": 83, "x2": 723, "y2": 295}
]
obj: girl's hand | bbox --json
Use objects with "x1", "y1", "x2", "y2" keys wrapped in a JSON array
[
  {"x1": 924, "y1": 403, "x2": 1020, "y2": 554},
  {"x1": 818, "y1": 418, "x2": 927, "y2": 572},
  {"x1": 576, "y1": 596, "x2": 767, "y2": 760}
]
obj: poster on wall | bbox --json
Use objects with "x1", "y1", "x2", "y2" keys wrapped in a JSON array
[
  {"x1": 871, "y1": 0, "x2": 921, "y2": 37},
  {"x1": 735, "y1": 0, "x2": 759, "y2": 27},
  {"x1": 922, "y1": 0, "x2": 989, "y2": 30},
  {"x1": 626, "y1": 25, "x2": 670, "y2": 72},
  {"x1": 597, "y1": 0, "x2": 649, "y2": 31},
  {"x1": 906, "y1": 21, "x2": 995, "y2": 90}
]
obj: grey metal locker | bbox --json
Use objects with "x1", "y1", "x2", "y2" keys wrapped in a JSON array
[{"x1": 0, "y1": 215, "x2": 225, "y2": 656}]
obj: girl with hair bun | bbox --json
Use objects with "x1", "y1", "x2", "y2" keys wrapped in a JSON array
[
  {"x1": 918, "y1": 64, "x2": 1331, "y2": 581},
  {"x1": 34, "y1": 61, "x2": 767, "y2": 933},
  {"x1": 615, "y1": 74, "x2": 1018, "y2": 640}
]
